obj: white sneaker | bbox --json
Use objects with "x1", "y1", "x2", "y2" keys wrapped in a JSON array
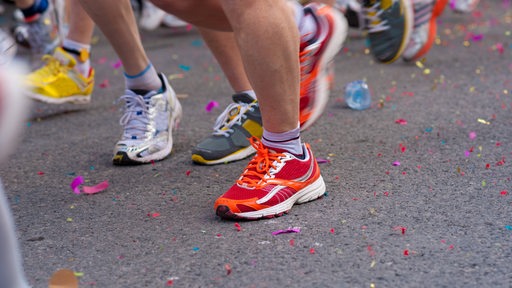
[
  {"x1": 139, "y1": 1, "x2": 166, "y2": 31},
  {"x1": 162, "y1": 14, "x2": 188, "y2": 28},
  {"x1": 113, "y1": 73, "x2": 182, "y2": 165},
  {"x1": 450, "y1": 0, "x2": 479, "y2": 13}
]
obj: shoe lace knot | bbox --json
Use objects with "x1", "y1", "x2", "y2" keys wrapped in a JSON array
[
  {"x1": 364, "y1": 2, "x2": 389, "y2": 32},
  {"x1": 118, "y1": 93, "x2": 152, "y2": 140},
  {"x1": 212, "y1": 101, "x2": 255, "y2": 137},
  {"x1": 237, "y1": 137, "x2": 286, "y2": 189}
]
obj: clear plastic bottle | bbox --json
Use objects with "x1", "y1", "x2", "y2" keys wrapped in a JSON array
[{"x1": 344, "y1": 80, "x2": 371, "y2": 110}]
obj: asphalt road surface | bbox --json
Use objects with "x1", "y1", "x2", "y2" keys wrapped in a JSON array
[{"x1": 1, "y1": 2, "x2": 511, "y2": 287}]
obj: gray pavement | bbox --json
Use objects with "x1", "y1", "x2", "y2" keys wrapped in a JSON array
[{"x1": 2, "y1": 2, "x2": 512, "y2": 287}]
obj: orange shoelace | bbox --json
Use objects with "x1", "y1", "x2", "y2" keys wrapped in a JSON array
[{"x1": 237, "y1": 137, "x2": 285, "y2": 189}]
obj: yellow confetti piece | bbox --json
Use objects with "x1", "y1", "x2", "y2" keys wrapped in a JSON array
[
  {"x1": 482, "y1": 180, "x2": 486, "y2": 187},
  {"x1": 463, "y1": 41, "x2": 470, "y2": 47},
  {"x1": 469, "y1": 86, "x2": 475, "y2": 92},
  {"x1": 66, "y1": 218, "x2": 73, "y2": 222},
  {"x1": 370, "y1": 283, "x2": 376, "y2": 288},
  {"x1": 423, "y1": 68, "x2": 431, "y2": 75},
  {"x1": 415, "y1": 61, "x2": 424, "y2": 69},
  {"x1": 74, "y1": 272, "x2": 84, "y2": 277},
  {"x1": 370, "y1": 260, "x2": 376, "y2": 268},
  {"x1": 168, "y1": 74, "x2": 184, "y2": 80},
  {"x1": 477, "y1": 118, "x2": 490, "y2": 125}
]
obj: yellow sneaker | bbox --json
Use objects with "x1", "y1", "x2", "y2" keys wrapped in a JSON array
[{"x1": 25, "y1": 47, "x2": 94, "y2": 104}]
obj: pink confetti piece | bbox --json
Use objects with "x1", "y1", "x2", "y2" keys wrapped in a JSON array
[
  {"x1": 392, "y1": 161, "x2": 401, "y2": 166},
  {"x1": 471, "y1": 33, "x2": 484, "y2": 42},
  {"x1": 99, "y1": 79, "x2": 109, "y2": 88},
  {"x1": 316, "y1": 157, "x2": 330, "y2": 164},
  {"x1": 111, "y1": 59, "x2": 122, "y2": 69},
  {"x1": 205, "y1": 100, "x2": 219, "y2": 112},
  {"x1": 395, "y1": 118, "x2": 407, "y2": 125},
  {"x1": 234, "y1": 223, "x2": 241, "y2": 232},
  {"x1": 272, "y1": 227, "x2": 301, "y2": 236},
  {"x1": 496, "y1": 43, "x2": 504, "y2": 54},
  {"x1": 469, "y1": 131, "x2": 477, "y2": 140},
  {"x1": 309, "y1": 248, "x2": 315, "y2": 254},
  {"x1": 70, "y1": 176, "x2": 84, "y2": 195},
  {"x1": 449, "y1": 0, "x2": 456, "y2": 9},
  {"x1": 403, "y1": 249, "x2": 409, "y2": 256},
  {"x1": 97, "y1": 57, "x2": 107, "y2": 65},
  {"x1": 500, "y1": 190, "x2": 508, "y2": 196},
  {"x1": 70, "y1": 176, "x2": 109, "y2": 195},
  {"x1": 82, "y1": 180, "x2": 109, "y2": 195},
  {"x1": 393, "y1": 226, "x2": 407, "y2": 234},
  {"x1": 225, "y1": 264, "x2": 232, "y2": 275}
]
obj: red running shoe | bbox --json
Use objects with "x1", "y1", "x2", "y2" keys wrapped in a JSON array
[
  {"x1": 214, "y1": 137, "x2": 325, "y2": 220},
  {"x1": 299, "y1": 3, "x2": 347, "y2": 131}
]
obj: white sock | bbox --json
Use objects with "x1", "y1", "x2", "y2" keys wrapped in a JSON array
[
  {"x1": 239, "y1": 90, "x2": 257, "y2": 100},
  {"x1": 261, "y1": 125, "x2": 303, "y2": 156},
  {"x1": 124, "y1": 63, "x2": 161, "y2": 92},
  {"x1": 62, "y1": 38, "x2": 91, "y2": 77}
]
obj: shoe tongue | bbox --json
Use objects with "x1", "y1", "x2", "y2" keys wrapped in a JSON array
[
  {"x1": 53, "y1": 48, "x2": 76, "y2": 67},
  {"x1": 232, "y1": 93, "x2": 255, "y2": 104}
]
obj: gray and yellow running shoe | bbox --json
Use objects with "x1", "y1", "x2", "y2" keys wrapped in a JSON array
[
  {"x1": 192, "y1": 93, "x2": 262, "y2": 165},
  {"x1": 363, "y1": 0, "x2": 413, "y2": 63}
]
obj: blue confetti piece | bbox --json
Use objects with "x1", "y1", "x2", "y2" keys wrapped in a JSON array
[
  {"x1": 179, "y1": 64, "x2": 191, "y2": 72},
  {"x1": 192, "y1": 247, "x2": 200, "y2": 251},
  {"x1": 191, "y1": 39, "x2": 203, "y2": 47},
  {"x1": 505, "y1": 225, "x2": 512, "y2": 231},
  {"x1": 425, "y1": 127, "x2": 433, "y2": 133}
]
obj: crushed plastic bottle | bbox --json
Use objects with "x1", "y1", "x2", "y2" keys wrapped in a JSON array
[{"x1": 344, "y1": 80, "x2": 371, "y2": 110}]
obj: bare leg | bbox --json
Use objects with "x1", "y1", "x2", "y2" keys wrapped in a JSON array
[
  {"x1": 220, "y1": 0, "x2": 299, "y2": 132},
  {"x1": 66, "y1": 0, "x2": 94, "y2": 44},
  {"x1": 156, "y1": 0, "x2": 299, "y2": 131},
  {"x1": 198, "y1": 28, "x2": 252, "y2": 93},
  {"x1": 77, "y1": 0, "x2": 149, "y2": 75}
]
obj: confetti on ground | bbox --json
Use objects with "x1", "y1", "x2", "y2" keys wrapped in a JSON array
[
  {"x1": 70, "y1": 176, "x2": 109, "y2": 195},
  {"x1": 395, "y1": 118, "x2": 408, "y2": 125},
  {"x1": 225, "y1": 264, "x2": 232, "y2": 275},
  {"x1": 272, "y1": 227, "x2": 301, "y2": 235},
  {"x1": 205, "y1": 100, "x2": 219, "y2": 112}
]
